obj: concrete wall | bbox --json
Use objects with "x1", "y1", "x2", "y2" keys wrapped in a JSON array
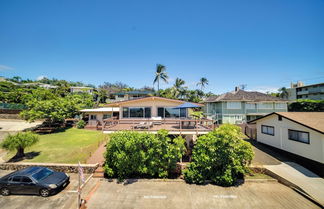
[{"x1": 256, "y1": 114, "x2": 324, "y2": 164}]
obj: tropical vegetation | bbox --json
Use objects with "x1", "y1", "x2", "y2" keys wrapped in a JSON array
[
  {"x1": 184, "y1": 124, "x2": 254, "y2": 186},
  {"x1": 104, "y1": 130, "x2": 186, "y2": 181},
  {"x1": 288, "y1": 99, "x2": 324, "y2": 112}
]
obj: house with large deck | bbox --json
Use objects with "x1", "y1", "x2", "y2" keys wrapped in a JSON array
[
  {"x1": 80, "y1": 96, "x2": 214, "y2": 135},
  {"x1": 204, "y1": 87, "x2": 289, "y2": 124}
]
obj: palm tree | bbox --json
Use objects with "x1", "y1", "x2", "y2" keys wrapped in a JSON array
[
  {"x1": 278, "y1": 87, "x2": 289, "y2": 99},
  {"x1": 172, "y1": 78, "x2": 185, "y2": 98},
  {"x1": 197, "y1": 77, "x2": 209, "y2": 90},
  {"x1": 153, "y1": 64, "x2": 168, "y2": 94}
]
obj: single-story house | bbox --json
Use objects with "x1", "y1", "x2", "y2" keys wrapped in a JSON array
[
  {"x1": 249, "y1": 112, "x2": 324, "y2": 175},
  {"x1": 105, "y1": 96, "x2": 202, "y2": 119}
]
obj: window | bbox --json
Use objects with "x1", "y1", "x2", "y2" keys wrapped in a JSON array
[
  {"x1": 123, "y1": 107, "x2": 129, "y2": 118},
  {"x1": 144, "y1": 107, "x2": 151, "y2": 118},
  {"x1": 261, "y1": 125, "x2": 274, "y2": 136},
  {"x1": 103, "y1": 114, "x2": 111, "y2": 119},
  {"x1": 122, "y1": 107, "x2": 151, "y2": 118},
  {"x1": 258, "y1": 103, "x2": 273, "y2": 109},
  {"x1": 21, "y1": 177, "x2": 33, "y2": 183},
  {"x1": 32, "y1": 168, "x2": 54, "y2": 181},
  {"x1": 157, "y1": 107, "x2": 184, "y2": 118},
  {"x1": 130, "y1": 107, "x2": 144, "y2": 117},
  {"x1": 288, "y1": 130, "x2": 310, "y2": 144},
  {"x1": 275, "y1": 103, "x2": 286, "y2": 109},
  {"x1": 90, "y1": 115, "x2": 97, "y2": 120},
  {"x1": 227, "y1": 102, "x2": 241, "y2": 109},
  {"x1": 12, "y1": 176, "x2": 21, "y2": 182},
  {"x1": 246, "y1": 103, "x2": 256, "y2": 109},
  {"x1": 278, "y1": 115, "x2": 282, "y2": 121}
]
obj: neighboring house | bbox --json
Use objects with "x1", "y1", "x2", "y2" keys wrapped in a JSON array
[
  {"x1": 286, "y1": 81, "x2": 324, "y2": 100},
  {"x1": 70, "y1": 86, "x2": 94, "y2": 94},
  {"x1": 249, "y1": 112, "x2": 324, "y2": 176},
  {"x1": 19, "y1": 82, "x2": 58, "y2": 89},
  {"x1": 204, "y1": 87, "x2": 288, "y2": 124},
  {"x1": 108, "y1": 90, "x2": 153, "y2": 102},
  {"x1": 80, "y1": 107, "x2": 120, "y2": 126}
]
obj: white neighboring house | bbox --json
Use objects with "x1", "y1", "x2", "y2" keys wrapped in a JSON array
[
  {"x1": 80, "y1": 107, "x2": 120, "y2": 126},
  {"x1": 249, "y1": 112, "x2": 324, "y2": 175},
  {"x1": 70, "y1": 86, "x2": 94, "y2": 94}
]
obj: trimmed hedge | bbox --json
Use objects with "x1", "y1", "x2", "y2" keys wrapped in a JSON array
[
  {"x1": 104, "y1": 130, "x2": 185, "y2": 180},
  {"x1": 184, "y1": 124, "x2": 254, "y2": 186}
]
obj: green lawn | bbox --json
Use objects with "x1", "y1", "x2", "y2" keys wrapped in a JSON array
[{"x1": 5, "y1": 128, "x2": 107, "y2": 164}]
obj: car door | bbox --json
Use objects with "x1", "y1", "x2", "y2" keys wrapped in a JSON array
[
  {"x1": 7, "y1": 176, "x2": 22, "y2": 194},
  {"x1": 20, "y1": 176, "x2": 38, "y2": 194}
]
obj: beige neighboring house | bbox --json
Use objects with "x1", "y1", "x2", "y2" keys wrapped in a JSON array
[
  {"x1": 80, "y1": 107, "x2": 119, "y2": 126},
  {"x1": 249, "y1": 112, "x2": 324, "y2": 175}
]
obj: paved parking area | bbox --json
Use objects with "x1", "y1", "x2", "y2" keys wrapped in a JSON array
[
  {"x1": 86, "y1": 179, "x2": 320, "y2": 209},
  {"x1": 0, "y1": 170, "x2": 87, "y2": 209}
]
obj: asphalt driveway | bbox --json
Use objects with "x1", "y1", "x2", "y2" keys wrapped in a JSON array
[
  {"x1": 86, "y1": 179, "x2": 320, "y2": 209},
  {"x1": 0, "y1": 169, "x2": 86, "y2": 209}
]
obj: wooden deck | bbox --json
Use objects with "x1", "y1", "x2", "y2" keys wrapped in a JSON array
[{"x1": 98, "y1": 118, "x2": 215, "y2": 134}]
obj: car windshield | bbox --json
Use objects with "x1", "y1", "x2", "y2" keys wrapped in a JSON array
[{"x1": 31, "y1": 168, "x2": 54, "y2": 181}]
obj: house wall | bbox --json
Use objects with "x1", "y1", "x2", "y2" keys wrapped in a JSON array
[
  {"x1": 85, "y1": 112, "x2": 113, "y2": 126},
  {"x1": 204, "y1": 101, "x2": 288, "y2": 124},
  {"x1": 119, "y1": 99, "x2": 184, "y2": 118},
  {"x1": 256, "y1": 114, "x2": 324, "y2": 164}
]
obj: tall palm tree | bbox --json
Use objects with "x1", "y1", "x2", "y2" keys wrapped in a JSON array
[
  {"x1": 153, "y1": 64, "x2": 168, "y2": 94},
  {"x1": 172, "y1": 78, "x2": 186, "y2": 98},
  {"x1": 197, "y1": 77, "x2": 209, "y2": 90}
]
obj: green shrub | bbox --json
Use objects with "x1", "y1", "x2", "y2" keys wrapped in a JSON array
[
  {"x1": 76, "y1": 120, "x2": 86, "y2": 129},
  {"x1": 103, "y1": 130, "x2": 186, "y2": 180},
  {"x1": 184, "y1": 124, "x2": 254, "y2": 186}
]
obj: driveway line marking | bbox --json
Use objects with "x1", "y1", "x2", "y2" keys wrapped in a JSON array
[{"x1": 85, "y1": 180, "x2": 102, "y2": 202}]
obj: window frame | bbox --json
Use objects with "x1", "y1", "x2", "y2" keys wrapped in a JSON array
[
  {"x1": 261, "y1": 125, "x2": 275, "y2": 136},
  {"x1": 288, "y1": 129, "x2": 310, "y2": 144},
  {"x1": 275, "y1": 103, "x2": 286, "y2": 109},
  {"x1": 257, "y1": 103, "x2": 273, "y2": 109}
]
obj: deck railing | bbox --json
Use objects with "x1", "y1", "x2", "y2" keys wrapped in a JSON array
[{"x1": 101, "y1": 118, "x2": 215, "y2": 134}]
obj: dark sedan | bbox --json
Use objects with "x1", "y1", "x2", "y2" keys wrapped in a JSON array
[{"x1": 0, "y1": 167, "x2": 70, "y2": 197}]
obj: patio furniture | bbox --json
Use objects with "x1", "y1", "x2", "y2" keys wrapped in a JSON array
[{"x1": 151, "y1": 116, "x2": 162, "y2": 125}]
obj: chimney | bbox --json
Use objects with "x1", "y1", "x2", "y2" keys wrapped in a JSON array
[{"x1": 235, "y1": 86, "x2": 240, "y2": 92}]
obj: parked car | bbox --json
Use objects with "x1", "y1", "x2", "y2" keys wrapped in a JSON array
[{"x1": 0, "y1": 166, "x2": 70, "y2": 197}]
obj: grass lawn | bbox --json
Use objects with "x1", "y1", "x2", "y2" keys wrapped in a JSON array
[{"x1": 4, "y1": 128, "x2": 108, "y2": 164}]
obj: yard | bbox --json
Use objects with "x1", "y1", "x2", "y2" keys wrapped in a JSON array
[{"x1": 4, "y1": 128, "x2": 107, "y2": 164}]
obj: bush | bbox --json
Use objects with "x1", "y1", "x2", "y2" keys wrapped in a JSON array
[
  {"x1": 184, "y1": 124, "x2": 254, "y2": 186},
  {"x1": 288, "y1": 99, "x2": 324, "y2": 112},
  {"x1": 103, "y1": 130, "x2": 186, "y2": 180},
  {"x1": 76, "y1": 120, "x2": 86, "y2": 129}
]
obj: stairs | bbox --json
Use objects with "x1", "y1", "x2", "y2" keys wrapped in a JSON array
[{"x1": 93, "y1": 166, "x2": 104, "y2": 178}]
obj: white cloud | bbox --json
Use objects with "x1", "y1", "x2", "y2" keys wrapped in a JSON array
[
  {"x1": 36, "y1": 75, "x2": 47, "y2": 81},
  {"x1": 247, "y1": 86, "x2": 280, "y2": 93},
  {"x1": 0, "y1": 65, "x2": 14, "y2": 71}
]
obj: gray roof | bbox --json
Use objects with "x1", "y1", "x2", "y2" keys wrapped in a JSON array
[{"x1": 204, "y1": 89, "x2": 287, "y2": 103}]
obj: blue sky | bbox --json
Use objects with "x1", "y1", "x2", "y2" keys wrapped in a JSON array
[{"x1": 0, "y1": 0, "x2": 323, "y2": 94}]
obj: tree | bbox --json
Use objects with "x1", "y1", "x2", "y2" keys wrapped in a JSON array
[
  {"x1": 1, "y1": 132, "x2": 39, "y2": 158},
  {"x1": 278, "y1": 87, "x2": 289, "y2": 99},
  {"x1": 184, "y1": 124, "x2": 254, "y2": 186},
  {"x1": 153, "y1": 64, "x2": 168, "y2": 94},
  {"x1": 196, "y1": 77, "x2": 209, "y2": 90},
  {"x1": 172, "y1": 78, "x2": 186, "y2": 98}
]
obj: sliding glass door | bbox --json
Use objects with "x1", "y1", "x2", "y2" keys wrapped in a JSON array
[{"x1": 122, "y1": 107, "x2": 151, "y2": 118}]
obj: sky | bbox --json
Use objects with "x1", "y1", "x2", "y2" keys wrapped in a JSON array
[{"x1": 0, "y1": 0, "x2": 323, "y2": 94}]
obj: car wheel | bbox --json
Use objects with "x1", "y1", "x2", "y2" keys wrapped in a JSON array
[
  {"x1": 40, "y1": 188, "x2": 50, "y2": 197},
  {"x1": 1, "y1": 187, "x2": 10, "y2": 196}
]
